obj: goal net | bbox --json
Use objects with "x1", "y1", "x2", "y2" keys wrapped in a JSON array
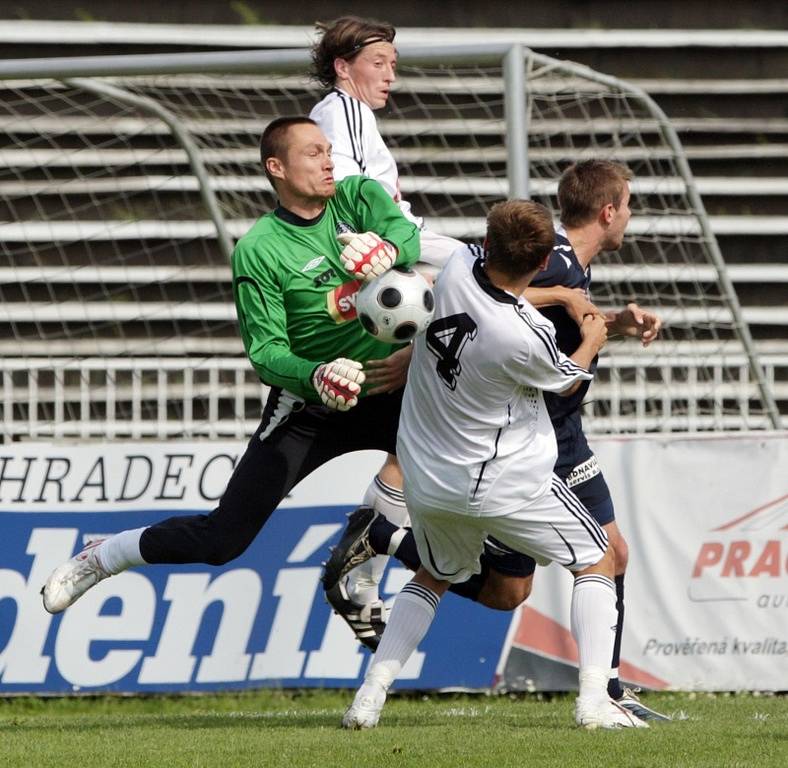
[{"x1": 0, "y1": 47, "x2": 778, "y2": 440}]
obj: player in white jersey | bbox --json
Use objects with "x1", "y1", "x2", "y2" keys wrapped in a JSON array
[
  {"x1": 309, "y1": 16, "x2": 465, "y2": 643},
  {"x1": 342, "y1": 200, "x2": 646, "y2": 731},
  {"x1": 398, "y1": 250, "x2": 587, "y2": 518},
  {"x1": 309, "y1": 16, "x2": 463, "y2": 272}
]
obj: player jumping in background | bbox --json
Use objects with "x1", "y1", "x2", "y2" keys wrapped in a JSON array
[
  {"x1": 309, "y1": 15, "x2": 465, "y2": 643},
  {"x1": 342, "y1": 200, "x2": 646, "y2": 730},
  {"x1": 41, "y1": 117, "x2": 419, "y2": 614},
  {"x1": 309, "y1": 15, "x2": 463, "y2": 271}
]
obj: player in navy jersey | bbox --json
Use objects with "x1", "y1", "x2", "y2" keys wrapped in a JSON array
[
  {"x1": 531, "y1": 225, "x2": 606, "y2": 491},
  {"x1": 523, "y1": 160, "x2": 665, "y2": 720}
]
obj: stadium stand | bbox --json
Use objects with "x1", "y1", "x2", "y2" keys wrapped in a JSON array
[{"x1": 0, "y1": 23, "x2": 785, "y2": 437}]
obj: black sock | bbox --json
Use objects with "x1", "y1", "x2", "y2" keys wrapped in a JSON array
[
  {"x1": 392, "y1": 528, "x2": 421, "y2": 571},
  {"x1": 607, "y1": 574, "x2": 625, "y2": 699},
  {"x1": 368, "y1": 515, "x2": 399, "y2": 553},
  {"x1": 368, "y1": 519, "x2": 423, "y2": 571}
]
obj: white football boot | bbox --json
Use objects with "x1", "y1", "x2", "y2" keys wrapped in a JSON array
[
  {"x1": 41, "y1": 539, "x2": 110, "y2": 614},
  {"x1": 575, "y1": 697, "x2": 649, "y2": 730},
  {"x1": 341, "y1": 680, "x2": 388, "y2": 729}
]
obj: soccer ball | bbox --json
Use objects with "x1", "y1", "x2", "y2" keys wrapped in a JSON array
[{"x1": 356, "y1": 266, "x2": 435, "y2": 344}]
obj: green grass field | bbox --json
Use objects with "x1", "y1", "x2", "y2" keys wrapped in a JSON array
[{"x1": 1, "y1": 690, "x2": 785, "y2": 768}]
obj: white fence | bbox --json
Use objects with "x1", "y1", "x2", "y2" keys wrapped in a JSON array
[{"x1": 2, "y1": 352, "x2": 785, "y2": 442}]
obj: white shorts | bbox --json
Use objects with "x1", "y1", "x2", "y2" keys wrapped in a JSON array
[{"x1": 407, "y1": 474, "x2": 609, "y2": 584}]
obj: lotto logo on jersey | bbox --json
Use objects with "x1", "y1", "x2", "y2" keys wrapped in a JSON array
[{"x1": 327, "y1": 279, "x2": 362, "y2": 323}]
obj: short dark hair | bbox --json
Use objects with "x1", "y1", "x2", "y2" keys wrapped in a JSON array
[
  {"x1": 310, "y1": 15, "x2": 396, "y2": 89},
  {"x1": 558, "y1": 159, "x2": 633, "y2": 228},
  {"x1": 259, "y1": 116, "x2": 318, "y2": 189},
  {"x1": 485, "y1": 200, "x2": 555, "y2": 278}
]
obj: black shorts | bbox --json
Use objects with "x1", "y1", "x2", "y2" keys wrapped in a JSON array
[{"x1": 139, "y1": 387, "x2": 403, "y2": 565}]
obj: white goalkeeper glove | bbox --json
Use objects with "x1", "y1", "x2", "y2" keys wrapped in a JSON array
[
  {"x1": 337, "y1": 231, "x2": 397, "y2": 282},
  {"x1": 312, "y1": 357, "x2": 365, "y2": 411}
]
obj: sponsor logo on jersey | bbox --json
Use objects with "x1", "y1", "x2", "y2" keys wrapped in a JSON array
[
  {"x1": 565, "y1": 455, "x2": 601, "y2": 487},
  {"x1": 301, "y1": 255, "x2": 326, "y2": 273},
  {"x1": 335, "y1": 221, "x2": 357, "y2": 238},
  {"x1": 327, "y1": 279, "x2": 362, "y2": 323},
  {"x1": 313, "y1": 268, "x2": 337, "y2": 288}
]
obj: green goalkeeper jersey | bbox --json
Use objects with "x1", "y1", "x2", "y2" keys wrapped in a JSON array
[{"x1": 232, "y1": 175, "x2": 420, "y2": 402}]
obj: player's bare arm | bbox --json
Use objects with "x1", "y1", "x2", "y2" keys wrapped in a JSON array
[
  {"x1": 605, "y1": 302, "x2": 662, "y2": 347},
  {"x1": 365, "y1": 345, "x2": 413, "y2": 394},
  {"x1": 524, "y1": 285, "x2": 602, "y2": 325}
]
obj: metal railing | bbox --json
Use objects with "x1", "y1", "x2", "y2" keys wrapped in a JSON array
[{"x1": 0, "y1": 353, "x2": 784, "y2": 443}]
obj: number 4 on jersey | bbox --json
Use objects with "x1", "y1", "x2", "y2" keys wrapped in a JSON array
[{"x1": 426, "y1": 313, "x2": 478, "y2": 390}]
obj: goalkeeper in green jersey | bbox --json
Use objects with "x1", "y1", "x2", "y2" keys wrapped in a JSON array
[
  {"x1": 233, "y1": 118, "x2": 418, "y2": 404},
  {"x1": 41, "y1": 116, "x2": 420, "y2": 615}
]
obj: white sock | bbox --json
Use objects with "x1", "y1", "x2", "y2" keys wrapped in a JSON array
[
  {"x1": 365, "y1": 581, "x2": 439, "y2": 690},
  {"x1": 346, "y1": 474, "x2": 409, "y2": 605},
  {"x1": 364, "y1": 475, "x2": 410, "y2": 526},
  {"x1": 571, "y1": 574, "x2": 617, "y2": 704},
  {"x1": 96, "y1": 527, "x2": 148, "y2": 574}
]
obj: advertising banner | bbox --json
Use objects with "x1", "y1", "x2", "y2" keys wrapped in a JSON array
[
  {"x1": 2, "y1": 434, "x2": 786, "y2": 693},
  {"x1": 0, "y1": 443, "x2": 511, "y2": 694},
  {"x1": 499, "y1": 432, "x2": 788, "y2": 692}
]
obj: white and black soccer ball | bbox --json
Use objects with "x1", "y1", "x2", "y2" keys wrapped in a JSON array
[{"x1": 356, "y1": 266, "x2": 435, "y2": 344}]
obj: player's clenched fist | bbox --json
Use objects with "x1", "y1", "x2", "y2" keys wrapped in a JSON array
[
  {"x1": 312, "y1": 357, "x2": 366, "y2": 411},
  {"x1": 337, "y1": 231, "x2": 396, "y2": 282},
  {"x1": 580, "y1": 312, "x2": 608, "y2": 354}
]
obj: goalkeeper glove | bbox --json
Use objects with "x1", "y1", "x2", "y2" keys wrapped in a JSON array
[
  {"x1": 312, "y1": 358, "x2": 365, "y2": 411},
  {"x1": 337, "y1": 231, "x2": 397, "y2": 282}
]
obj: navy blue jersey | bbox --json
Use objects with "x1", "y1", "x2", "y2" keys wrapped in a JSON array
[{"x1": 531, "y1": 228, "x2": 597, "y2": 423}]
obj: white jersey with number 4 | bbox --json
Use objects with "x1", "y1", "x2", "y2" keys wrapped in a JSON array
[{"x1": 397, "y1": 245, "x2": 593, "y2": 516}]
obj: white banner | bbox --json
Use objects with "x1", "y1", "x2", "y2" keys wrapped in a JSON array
[
  {"x1": 500, "y1": 432, "x2": 788, "y2": 691},
  {"x1": 0, "y1": 442, "x2": 387, "y2": 512}
]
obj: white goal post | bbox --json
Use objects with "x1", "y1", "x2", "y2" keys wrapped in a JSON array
[{"x1": 0, "y1": 45, "x2": 780, "y2": 440}]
